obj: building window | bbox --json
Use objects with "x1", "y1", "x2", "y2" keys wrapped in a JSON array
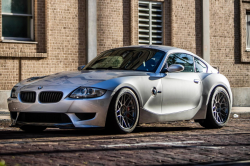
[
  {"x1": 138, "y1": 1, "x2": 163, "y2": 45},
  {"x1": 246, "y1": 12, "x2": 250, "y2": 49},
  {"x1": 1, "y1": 0, "x2": 33, "y2": 41}
]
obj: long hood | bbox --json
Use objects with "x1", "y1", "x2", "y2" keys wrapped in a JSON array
[{"x1": 19, "y1": 70, "x2": 149, "y2": 87}]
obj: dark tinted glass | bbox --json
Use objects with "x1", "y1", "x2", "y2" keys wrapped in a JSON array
[
  {"x1": 195, "y1": 58, "x2": 207, "y2": 73},
  {"x1": 2, "y1": 0, "x2": 32, "y2": 14},
  {"x1": 167, "y1": 53, "x2": 194, "y2": 72},
  {"x1": 2, "y1": 15, "x2": 30, "y2": 38},
  {"x1": 85, "y1": 48, "x2": 165, "y2": 72}
]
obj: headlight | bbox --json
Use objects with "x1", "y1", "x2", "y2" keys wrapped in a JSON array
[
  {"x1": 11, "y1": 86, "x2": 18, "y2": 98},
  {"x1": 69, "y1": 87, "x2": 106, "y2": 98}
]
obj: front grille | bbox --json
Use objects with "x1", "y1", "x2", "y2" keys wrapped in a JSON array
[
  {"x1": 20, "y1": 91, "x2": 36, "y2": 103},
  {"x1": 17, "y1": 113, "x2": 71, "y2": 123},
  {"x1": 39, "y1": 91, "x2": 63, "y2": 103}
]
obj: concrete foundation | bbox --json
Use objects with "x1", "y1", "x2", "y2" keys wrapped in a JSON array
[
  {"x1": 231, "y1": 87, "x2": 250, "y2": 107},
  {"x1": 0, "y1": 91, "x2": 10, "y2": 110}
]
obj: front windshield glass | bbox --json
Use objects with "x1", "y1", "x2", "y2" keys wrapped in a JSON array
[{"x1": 84, "y1": 47, "x2": 165, "y2": 72}]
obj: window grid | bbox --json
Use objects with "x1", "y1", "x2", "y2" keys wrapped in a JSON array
[
  {"x1": 246, "y1": 12, "x2": 250, "y2": 49},
  {"x1": 1, "y1": 0, "x2": 34, "y2": 41},
  {"x1": 138, "y1": 1, "x2": 163, "y2": 45}
]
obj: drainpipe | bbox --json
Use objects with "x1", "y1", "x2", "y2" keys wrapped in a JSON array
[
  {"x1": 202, "y1": 0, "x2": 210, "y2": 63},
  {"x1": 86, "y1": 0, "x2": 97, "y2": 62}
]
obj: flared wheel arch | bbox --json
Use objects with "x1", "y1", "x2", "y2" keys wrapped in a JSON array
[
  {"x1": 204, "y1": 84, "x2": 232, "y2": 119},
  {"x1": 106, "y1": 86, "x2": 143, "y2": 125}
]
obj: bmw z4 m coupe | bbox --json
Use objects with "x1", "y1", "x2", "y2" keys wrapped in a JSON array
[{"x1": 8, "y1": 45, "x2": 232, "y2": 133}]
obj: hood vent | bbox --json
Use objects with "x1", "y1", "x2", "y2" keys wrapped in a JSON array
[{"x1": 39, "y1": 91, "x2": 63, "y2": 103}]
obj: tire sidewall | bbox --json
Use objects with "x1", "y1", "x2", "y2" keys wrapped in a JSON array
[
  {"x1": 114, "y1": 88, "x2": 140, "y2": 133},
  {"x1": 209, "y1": 87, "x2": 231, "y2": 127}
]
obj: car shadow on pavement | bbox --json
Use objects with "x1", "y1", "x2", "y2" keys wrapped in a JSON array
[{"x1": 0, "y1": 126, "x2": 205, "y2": 140}]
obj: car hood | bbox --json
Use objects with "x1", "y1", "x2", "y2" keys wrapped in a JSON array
[{"x1": 19, "y1": 70, "x2": 149, "y2": 87}]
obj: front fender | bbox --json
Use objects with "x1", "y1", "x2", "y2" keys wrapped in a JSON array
[{"x1": 92, "y1": 76, "x2": 146, "y2": 108}]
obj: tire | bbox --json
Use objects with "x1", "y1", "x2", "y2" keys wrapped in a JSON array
[
  {"x1": 199, "y1": 87, "x2": 231, "y2": 128},
  {"x1": 106, "y1": 88, "x2": 140, "y2": 134},
  {"x1": 20, "y1": 126, "x2": 47, "y2": 132}
]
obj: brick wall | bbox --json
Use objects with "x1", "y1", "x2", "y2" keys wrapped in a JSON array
[
  {"x1": 171, "y1": 0, "x2": 202, "y2": 57},
  {"x1": 97, "y1": 0, "x2": 124, "y2": 55},
  {"x1": 0, "y1": 58, "x2": 19, "y2": 90},
  {"x1": 210, "y1": 0, "x2": 250, "y2": 87},
  {"x1": 0, "y1": 0, "x2": 250, "y2": 91},
  {"x1": 0, "y1": 0, "x2": 86, "y2": 90}
]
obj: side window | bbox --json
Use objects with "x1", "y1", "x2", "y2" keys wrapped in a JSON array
[
  {"x1": 167, "y1": 53, "x2": 194, "y2": 72},
  {"x1": 195, "y1": 58, "x2": 207, "y2": 73}
]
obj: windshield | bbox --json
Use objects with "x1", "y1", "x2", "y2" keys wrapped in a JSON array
[{"x1": 84, "y1": 47, "x2": 165, "y2": 72}]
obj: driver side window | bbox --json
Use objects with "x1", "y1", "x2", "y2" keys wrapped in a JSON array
[{"x1": 167, "y1": 53, "x2": 194, "y2": 72}]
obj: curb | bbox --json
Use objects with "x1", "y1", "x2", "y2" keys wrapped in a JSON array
[
  {"x1": 230, "y1": 112, "x2": 250, "y2": 119},
  {"x1": 230, "y1": 107, "x2": 250, "y2": 119},
  {"x1": 0, "y1": 110, "x2": 10, "y2": 121}
]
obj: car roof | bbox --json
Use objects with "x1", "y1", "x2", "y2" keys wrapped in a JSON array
[
  {"x1": 121, "y1": 45, "x2": 215, "y2": 72},
  {"x1": 123, "y1": 45, "x2": 180, "y2": 52},
  {"x1": 123, "y1": 45, "x2": 201, "y2": 59}
]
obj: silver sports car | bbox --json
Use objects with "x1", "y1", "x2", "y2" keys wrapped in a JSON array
[{"x1": 7, "y1": 45, "x2": 232, "y2": 133}]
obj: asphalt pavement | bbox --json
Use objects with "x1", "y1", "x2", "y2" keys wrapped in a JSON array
[{"x1": 0, "y1": 111, "x2": 249, "y2": 166}]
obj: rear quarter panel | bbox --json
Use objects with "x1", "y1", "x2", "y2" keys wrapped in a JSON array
[{"x1": 193, "y1": 73, "x2": 232, "y2": 119}]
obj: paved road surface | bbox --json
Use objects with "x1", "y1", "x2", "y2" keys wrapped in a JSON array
[{"x1": 0, "y1": 118, "x2": 249, "y2": 166}]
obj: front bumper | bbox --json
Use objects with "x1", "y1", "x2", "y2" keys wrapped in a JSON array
[{"x1": 7, "y1": 90, "x2": 113, "y2": 128}]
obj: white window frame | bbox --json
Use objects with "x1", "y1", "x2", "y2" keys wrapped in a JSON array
[
  {"x1": 1, "y1": 0, "x2": 34, "y2": 41},
  {"x1": 138, "y1": 1, "x2": 163, "y2": 45}
]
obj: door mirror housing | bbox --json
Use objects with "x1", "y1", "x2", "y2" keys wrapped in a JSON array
[
  {"x1": 78, "y1": 65, "x2": 86, "y2": 71},
  {"x1": 164, "y1": 64, "x2": 184, "y2": 73}
]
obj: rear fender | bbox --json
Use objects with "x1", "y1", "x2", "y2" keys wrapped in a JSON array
[{"x1": 193, "y1": 74, "x2": 232, "y2": 119}]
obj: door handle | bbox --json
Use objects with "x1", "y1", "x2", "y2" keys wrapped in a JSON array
[{"x1": 194, "y1": 79, "x2": 200, "y2": 84}]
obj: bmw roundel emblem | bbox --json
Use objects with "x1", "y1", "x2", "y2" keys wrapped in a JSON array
[{"x1": 38, "y1": 86, "x2": 43, "y2": 90}]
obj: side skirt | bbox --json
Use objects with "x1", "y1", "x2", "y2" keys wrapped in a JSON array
[{"x1": 139, "y1": 96, "x2": 204, "y2": 124}]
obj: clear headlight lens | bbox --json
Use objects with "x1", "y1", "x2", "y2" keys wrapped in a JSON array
[
  {"x1": 11, "y1": 86, "x2": 18, "y2": 98},
  {"x1": 69, "y1": 87, "x2": 106, "y2": 98}
]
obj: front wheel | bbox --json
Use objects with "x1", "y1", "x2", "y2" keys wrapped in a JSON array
[
  {"x1": 106, "y1": 88, "x2": 140, "y2": 134},
  {"x1": 199, "y1": 87, "x2": 231, "y2": 128}
]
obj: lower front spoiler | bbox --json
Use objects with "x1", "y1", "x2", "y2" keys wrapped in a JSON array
[
  {"x1": 11, "y1": 122, "x2": 75, "y2": 129},
  {"x1": 9, "y1": 111, "x2": 107, "y2": 128}
]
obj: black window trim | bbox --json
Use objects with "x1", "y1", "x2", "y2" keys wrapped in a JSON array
[
  {"x1": 194, "y1": 57, "x2": 208, "y2": 73},
  {"x1": 165, "y1": 53, "x2": 195, "y2": 73},
  {"x1": 162, "y1": 52, "x2": 208, "y2": 73}
]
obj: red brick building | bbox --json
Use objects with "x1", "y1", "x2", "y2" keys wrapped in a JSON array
[{"x1": 0, "y1": 0, "x2": 250, "y2": 109}]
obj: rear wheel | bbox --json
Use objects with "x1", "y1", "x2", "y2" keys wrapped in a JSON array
[
  {"x1": 199, "y1": 87, "x2": 231, "y2": 128},
  {"x1": 106, "y1": 88, "x2": 139, "y2": 134},
  {"x1": 20, "y1": 126, "x2": 47, "y2": 132}
]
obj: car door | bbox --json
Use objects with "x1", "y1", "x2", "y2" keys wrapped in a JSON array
[{"x1": 161, "y1": 53, "x2": 202, "y2": 114}]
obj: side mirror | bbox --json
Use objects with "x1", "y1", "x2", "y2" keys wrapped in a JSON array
[
  {"x1": 165, "y1": 64, "x2": 184, "y2": 73},
  {"x1": 78, "y1": 65, "x2": 86, "y2": 71}
]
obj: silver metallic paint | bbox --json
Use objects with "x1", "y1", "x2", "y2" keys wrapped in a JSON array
[
  {"x1": 167, "y1": 64, "x2": 184, "y2": 72},
  {"x1": 7, "y1": 45, "x2": 232, "y2": 128}
]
